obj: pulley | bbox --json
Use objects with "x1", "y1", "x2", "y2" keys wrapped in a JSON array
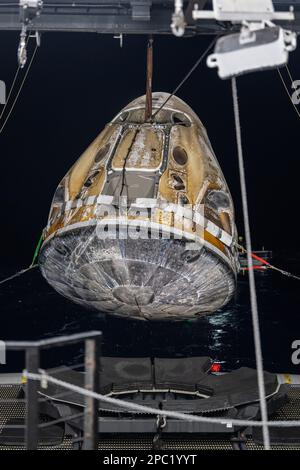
[
  {"x1": 18, "y1": 0, "x2": 43, "y2": 67},
  {"x1": 171, "y1": 0, "x2": 186, "y2": 37}
]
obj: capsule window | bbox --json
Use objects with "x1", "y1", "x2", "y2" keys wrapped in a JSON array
[
  {"x1": 206, "y1": 190, "x2": 231, "y2": 211},
  {"x1": 171, "y1": 173, "x2": 185, "y2": 191},
  {"x1": 172, "y1": 112, "x2": 191, "y2": 126},
  {"x1": 173, "y1": 146, "x2": 188, "y2": 166},
  {"x1": 52, "y1": 185, "x2": 65, "y2": 205},
  {"x1": 95, "y1": 143, "x2": 110, "y2": 163},
  {"x1": 84, "y1": 170, "x2": 100, "y2": 188}
]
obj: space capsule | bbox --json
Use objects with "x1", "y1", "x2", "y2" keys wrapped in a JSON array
[{"x1": 39, "y1": 93, "x2": 239, "y2": 320}]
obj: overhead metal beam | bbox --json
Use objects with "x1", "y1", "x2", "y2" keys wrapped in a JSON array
[{"x1": 0, "y1": 1, "x2": 300, "y2": 35}]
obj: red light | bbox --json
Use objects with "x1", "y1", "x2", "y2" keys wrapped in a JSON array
[{"x1": 211, "y1": 362, "x2": 221, "y2": 373}]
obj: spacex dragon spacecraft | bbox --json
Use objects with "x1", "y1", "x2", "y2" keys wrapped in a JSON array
[{"x1": 39, "y1": 93, "x2": 239, "y2": 320}]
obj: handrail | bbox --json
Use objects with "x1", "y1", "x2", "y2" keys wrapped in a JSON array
[
  {"x1": 5, "y1": 331, "x2": 102, "y2": 350},
  {"x1": 2, "y1": 331, "x2": 102, "y2": 450}
]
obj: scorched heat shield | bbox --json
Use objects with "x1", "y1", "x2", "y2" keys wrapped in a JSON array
[{"x1": 39, "y1": 93, "x2": 239, "y2": 320}]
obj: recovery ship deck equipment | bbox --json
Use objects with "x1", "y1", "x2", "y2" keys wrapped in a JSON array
[{"x1": 0, "y1": 332, "x2": 300, "y2": 450}]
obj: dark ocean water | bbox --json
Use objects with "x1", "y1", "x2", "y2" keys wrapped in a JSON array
[{"x1": 0, "y1": 251, "x2": 299, "y2": 375}]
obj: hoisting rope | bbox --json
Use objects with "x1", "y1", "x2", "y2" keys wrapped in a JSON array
[
  {"x1": 238, "y1": 244, "x2": 300, "y2": 281},
  {"x1": 0, "y1": 63, "x2": 21, "y2": 122},
  {"x1": 0, "y1": 234, "x2": 43, "y2": 286},
  {"x1": 0, "y1": 34, "x2": 30, "y2": 122},
  {"x1": 151, "y1": 36, "x2": 218, "y2": 119},
  {"x1": 0, "y1": 35, "x2": 40, "y2": 286},
  {"x1": 0, "y1": 265, "x2": 38, "y2": 286},
  {"x1": 0, "y1": 39, "x2": 38, "y2": 135},
  {"x1": 277, "y1": 66, "x2": 300, "y2": 121},
  {"x1": 238, "y1": 245, "x2": 300, "y2": 279},
  {"x1": 231, "y1": 77, "x2": 271, "y2": 450},
  {"x1": 145, "y1": 36, "x2": 153, "y2": 122}
]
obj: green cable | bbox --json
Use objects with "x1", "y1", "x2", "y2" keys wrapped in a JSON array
[
  {"x1": 0, "y1": 233, "x2": 43, "y2": 285},
  {"x1": 30, "y1": 233, "x2": 43, "y2": 267}
]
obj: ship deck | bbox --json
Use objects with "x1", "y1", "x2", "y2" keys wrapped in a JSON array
[{"x1": 0, "y1": 372, "x2": 299, "y2": 450}]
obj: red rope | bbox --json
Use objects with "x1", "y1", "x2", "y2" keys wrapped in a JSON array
[
  {"x1": 241, "y1": 266, "x2": 268, "y2": 272},
  {"x1": 238, "y1": 244, "x2": 300, "y2": 280},
  {"x1": 250, "y1": 252, "x2": 270, "y2": 266}
]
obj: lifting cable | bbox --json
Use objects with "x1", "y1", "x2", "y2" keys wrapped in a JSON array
[
  {"x1": 231, "y1": 77, "x2": 270, "y2": 450},
  {"x1": 0, "y1": 265, "x2": 38, "y2": 286},
  {"x1": 145, "y1": 36, "x2": 153, "y2": 122},
  {"x1": 0, "y1": 65, "x2": 21, "y2": 122},
  {"x1": 0, "y1": 36, "x2": 40, "y2": 285},
  {"x1": 0, "y1": 35, "x2": 31, "y2": 123},
  {"x1": 242, "y1": 65, "x2": 300, "y2": 283},
  {"x1": 277, "y1": 65, "x2": 300, "y2": 121},
  {"x1": 238, "y1": 244, "x2": 300, "y2": 281},
  {"x1": 0, "y1": 234, "x2": 42, "y2": 286},
  {"x1": 0, "y1": 36, "x2": 218, "y2": 286},
  {"x1": 151, "y1": 36, "x2": 218, "y2": 119},
  {"x1": 0, "y1": 38, "x2": 38, "y2": 135}
]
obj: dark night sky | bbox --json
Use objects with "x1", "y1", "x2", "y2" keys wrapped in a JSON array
[{"x1": 1, "y1": 31, "x2": 300, "y2": 269}]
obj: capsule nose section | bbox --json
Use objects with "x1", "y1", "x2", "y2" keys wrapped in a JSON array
[{"x1": 112, "y1": 286, "x2": 155, "y2": 306}]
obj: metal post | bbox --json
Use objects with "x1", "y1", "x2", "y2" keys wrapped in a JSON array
[
  {"x1": 25, "y1": 346, "x2": 40, "y2": 450},
  {"x1": 145, "y1": 36, "x2": 153, "y2": 122},
  {"x1": 83, "y1": 335, "x2": 101, "y2": 450}
]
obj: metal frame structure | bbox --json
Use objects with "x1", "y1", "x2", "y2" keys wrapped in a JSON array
[
  {"x1": 0, "y1": 1, "x2": 300, "y2": 36},
  {"x1": 5, "y1": 331, "x2": 102, "y2": 450}
]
